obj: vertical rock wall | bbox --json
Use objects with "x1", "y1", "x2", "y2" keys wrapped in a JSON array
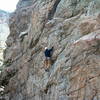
[{"x1": 0, "y1": 0, "x2": 100, "y2": 100}]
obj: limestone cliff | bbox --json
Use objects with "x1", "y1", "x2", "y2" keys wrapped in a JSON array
[{"x1": 0, "y1": 0, "x2": 100, "y2": 100}]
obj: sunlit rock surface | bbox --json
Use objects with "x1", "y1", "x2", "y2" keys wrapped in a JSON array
[{"x1": 0, "y1": 0, "x2": 100, "y2": 100}]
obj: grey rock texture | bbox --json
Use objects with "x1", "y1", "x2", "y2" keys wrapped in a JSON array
[{"x1": 0, "y1": 0, "x2": 100, "y2": 100}]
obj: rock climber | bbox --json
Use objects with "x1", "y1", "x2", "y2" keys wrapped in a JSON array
[{"x1": 44, "y1": 46, "x2": 54, "y2": 71}]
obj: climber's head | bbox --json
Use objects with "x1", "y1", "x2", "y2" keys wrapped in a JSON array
[{"x1": 45, "y1": 47, "x2": 48, "y2": 50}]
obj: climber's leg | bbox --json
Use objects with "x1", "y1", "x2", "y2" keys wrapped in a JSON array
[
  {"x1": 44, "y1": 58, "x2": 47, "y2": 68},
  {"x1": 44, "y1": 57, "x2": 52, "y2": 72},
  {"x1": 44, "y1": 58, "x2": 49, "y2": 71},
  {"x1": 47, "y1": 57, "x2": 52, "y2": 69}
]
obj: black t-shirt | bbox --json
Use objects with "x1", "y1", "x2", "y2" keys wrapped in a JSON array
[{"x1": 44, "y1": 48, "x2": 53, "y2": 57}]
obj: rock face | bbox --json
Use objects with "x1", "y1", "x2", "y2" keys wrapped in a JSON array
[{"x1": 1, "y1": 0, "x2": 100, "y2": 100}]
